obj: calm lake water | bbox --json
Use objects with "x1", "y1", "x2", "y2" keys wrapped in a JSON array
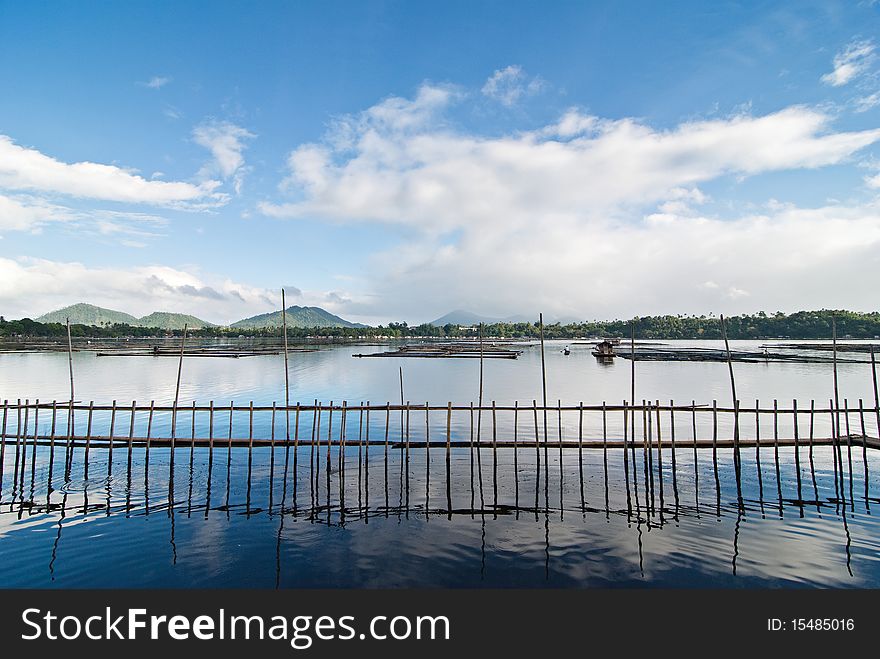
[{"x1": 0, "y1": 339, "x2": 878, "y2": 588}]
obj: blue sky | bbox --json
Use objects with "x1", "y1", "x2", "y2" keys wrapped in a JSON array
[{"x1": 1, "y1": 0, "x2": 879, "y2": 324}]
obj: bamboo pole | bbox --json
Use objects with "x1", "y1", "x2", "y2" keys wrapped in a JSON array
[
  {"x1": 858, "y1": 399, "x2": 869, "y2": 508},
  {"x1": 514, "y1": 401, "x2": 520, "y2": 516},
  {"x1": 340, "y1": 401, "x2": 348, "y2": 522},
  {"x1": 29, "y1": 400, "x2": 39, "y2": 497},
  {"x1": 358, "y1": 403, "x2": 364, "y2": 507},
  {"x1": 66, "y1": 318, "x2": 75, "y2": 442},
  {"x1": 831, "y1": 318, "x2": 844, "y2": 503},
  {"x1": 691, "y1": 400, "x2": 699, "y2": 512},
  {"x1": 292, "y1": 403, "x2": 301, "y2": 511},
  {"x1": 425, "y1": 401, "x2": 431, "y2": 506},
  {"x1": 844, "y1": 398, "x2": 854, "y2": 510},
  {"x1": 476, "y1": 323, "x2": 485, "y2": 502},
  {"x1": 19, "y1": 400, "x2": 28, "y2": 495},
  {"x1": 720, "y1": 315, "x2": 741, "y2": 476},
  {"x1": 602, "y1": 401, "x2": 608, "y2": 513},
  {"x1": 654, "y1": 399, "x2": 664, "y2": 515},
  {"x1": 669, "y1": 399, "x2": 679, "y2": 514},
  {"x1": 446, "y1": 401, "x2": 452, "y2": 518},
  {"x1": 282, "y1": 289, "x2": 291, "y2": 446},
  {"x1": 84, "y1": 401, "x2": 94, "y2": 480},
  {"x1": 45, "y1": 400, "x2": 57, "y2": 492},
  {"x1": 809, "y1": 399, "x2": 818, "y2": 513},
  {"x1": 557, "y1": 399, "x2": 563, "y2": 495},
  {"x1": 12, "y1": 400, "x2": 21, "y2": 502},
  {"x1": 532, "y1": 399, "x2": 540, "y2": 520},
  {"x1": 145, "y1": 400, "x2": 154, "y2": 470},
  {"x1": 793, "y1": 399, "x2": 802, "y2": 514},
  {"x1": 127, "y1": 400, "x2": 136, "y2": 466},
  {"x1": 107, "y1": 399, "x2": 116, "y2": 475},
  {"x1": 384, "y1": 402, "x2": 390, "y2": 517},
  {"x1": 578, "y1": 401, "x2": 585, "y2": 511},
  {"x1": 539, "y1": 314, "x2": 548, "y2": 468},
  {"x1": 829, "y1": 398, "x2": 840, "y2": 507},
  {"x1": 709, "y1": 399, "x2": 719, "y2": 512},
  {"x1": 469, "y1": 402, "x2": 474, "y2": 515},
  {"x1": 871, "y1": 347, "x2": 879, "y2": 449},
  {"x1": 0, "y1": 401, "x2": 7, "y2": 499},
  {"x1": 171, "y1": 324, "x2": 188, "y2": 441},
  {"x1": 644, "y1": 400, "x2": 654, "y2": 516},
  {"x1": 311, "y1": 400, "x2": 318, "y2": 505},
  {"x1": 623, "y1": 400, "x2": 632, "y2": 514},
  {"x1": 774, "y1": 399, "x2": 783, "y2": 515},
  {"x1": 630, "y1": 321, "x2": 636, "y2": 463},
  {"x1": 492, "y1": 400, "x2": 498, "y2": 516},
  {"x1": 226, "y1": 401, "x2": 234, "y2": 519}
]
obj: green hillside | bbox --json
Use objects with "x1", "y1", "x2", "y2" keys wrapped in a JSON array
[
  {"x1": 35, "y1": 303, "x2": 213, "y2": 329},
  {"x1": 231, "y1": 305, "x2": 365, "y2": 329},
  {"x1": 36, "y1": 303, "x2": 139, "y2": 327},
  {"x1": 137, "y1": 312, "x2": 214, "y2": 330}
]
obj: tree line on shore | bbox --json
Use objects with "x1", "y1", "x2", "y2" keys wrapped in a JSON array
[{"x1": 2, "y1": 309, "x2": 879, "y2": 340}]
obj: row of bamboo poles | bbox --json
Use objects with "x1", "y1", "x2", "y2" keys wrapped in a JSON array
[{"x1": 2, "y1": 306, "x2": 879, "y2": 501}]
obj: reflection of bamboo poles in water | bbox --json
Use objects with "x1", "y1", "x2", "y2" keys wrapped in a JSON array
[
  {"x1": 5, "y1": 392, "x2": 880, "y2": 531},
  {"x1": 5, "y1": 402, "x2": 880, "y2": 533}
]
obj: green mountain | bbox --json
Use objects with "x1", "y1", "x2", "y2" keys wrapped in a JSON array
[
  {"x1": 37, "y1": 303, "x2": 139, "y2": 327},
  {"x1": 36, "y1": 303, "x2": 213, "y2": 329},
  {"x1": 137, "y1": 312, "x2": 214, "y2": 330},
  {"x1": 231, "y1": 305, "x2": 366, "y2": 329}
]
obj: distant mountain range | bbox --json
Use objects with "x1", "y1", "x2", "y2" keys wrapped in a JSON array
[
  {"x1": 37, "y1": 304, "x2": 215, "y2": 329},
  {"x1": 231, "y1": 305, "x2": 367, "y2": 329},
  {"x1": 429, "y1": 310, "x2": 555, "y2": 326},
  {"x1": 34, "y1": 302, "x2": 365, "y2": 330}
]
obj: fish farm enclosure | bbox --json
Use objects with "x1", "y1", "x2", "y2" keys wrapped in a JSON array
[{"x1": 1, "y1": 337, "x2": 879, "y2": 588}]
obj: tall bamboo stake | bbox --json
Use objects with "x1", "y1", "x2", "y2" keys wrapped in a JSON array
[
  {"x1": 793, "y1": 399, "x2": 803, "y2": 516},
  {"x1": 578, "y1": 401, "x2": 585, "y2": 510},
  {"x1": 281, "y1": 289, "x2": 291, "y2": 465},
  {"x1": 630, "y1": 322, "x2": 637, "y2": 480},
  {"x1": 831, "y1": 317, "x2": 844, "y2": 502},
  {"x1": 66, "y1": 318, "x2": 75, "y2": 435},
  {"x1": 871, "y1": 347, "x2": 879, "y2": 452},
  {"x1": 858, "y1": 399, "x2": 869, "y2": 508},
  {"x1": 720, "y1": 315, "x2": 741, "y2": 476},
  {"x1": 514, "y1": 400, "x2": 520, "y2": 516},
  {"x1": 171, "y1": 324, "x2": 188, "y2": 441},
  {"x1": 1, "y1": 401, "x2": 8, "y2": 499},
  {"x1": 539, "y1": 314, "x2": 548, "y2": 475},
  {"x1": 446, "y1": 401, "x2": 452, "y2": 518},
  {"x1": 476, "y1": 323, "x2": 484, "y2": 501}
]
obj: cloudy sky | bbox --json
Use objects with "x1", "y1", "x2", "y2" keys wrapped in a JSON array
[{"x1": 1, "y1": 1, "x2": 879, "y2": 325}]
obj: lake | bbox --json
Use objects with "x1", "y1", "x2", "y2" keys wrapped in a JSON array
[{"x1": 0, "y1": 339, "x2": 878, "y2": 588}]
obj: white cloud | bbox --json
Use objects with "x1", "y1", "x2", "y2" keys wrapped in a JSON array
[
  {"x1": 142, "y1": 76, "x2": 171, "y2": 89},
  {"x1": 193, "y1": 121, "x2": 256, "y2": 194},
  {"x1": 0, "y1": 135, "x2": 225, "y2": 207},
  {"x1": 359, "y1": 200, "x2": 880, "y2": 322},
  {"x1": 262, "y1": 86, "x2": 880, "y2": 234},
  {"x1": 0, "y1": 193, "x2": 169, "y2": 244},
  {"x1": 821, "y1": 39, "x2": 875, "y2": 86},
  {"x1": 0, "y1": 258, "x2": 368, "y2": 325},
  {"x1": 0, "y1": 194, "x2": 74, "y2": 232},
  {"x1": 481, "y1": 65, "x2": 545, "y2": 106},
  {"x1": 0, "y1": 258, "x2": 272, "y2": 322},
  {"x1": 260, "y1": 84, "x2": 880, "y2": 321},
  {"x1": 854, "y1": 91, "x2": 880, "y2": 112},
  {"x1": 866, "y1": 172, "x2": 880, "y2": 188}
]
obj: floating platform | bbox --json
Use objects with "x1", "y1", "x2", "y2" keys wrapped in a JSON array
[{"x1": 353, "y1": 343, "x2": 521, "y2": 359}]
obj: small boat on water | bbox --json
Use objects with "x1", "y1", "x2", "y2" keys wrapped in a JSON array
[
  {"x1": 563, "y1": 345, "x2": 571, "y2": 355},
  {"x1": 591, "y1": 339, "x2": 616, "y2": 359}
]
